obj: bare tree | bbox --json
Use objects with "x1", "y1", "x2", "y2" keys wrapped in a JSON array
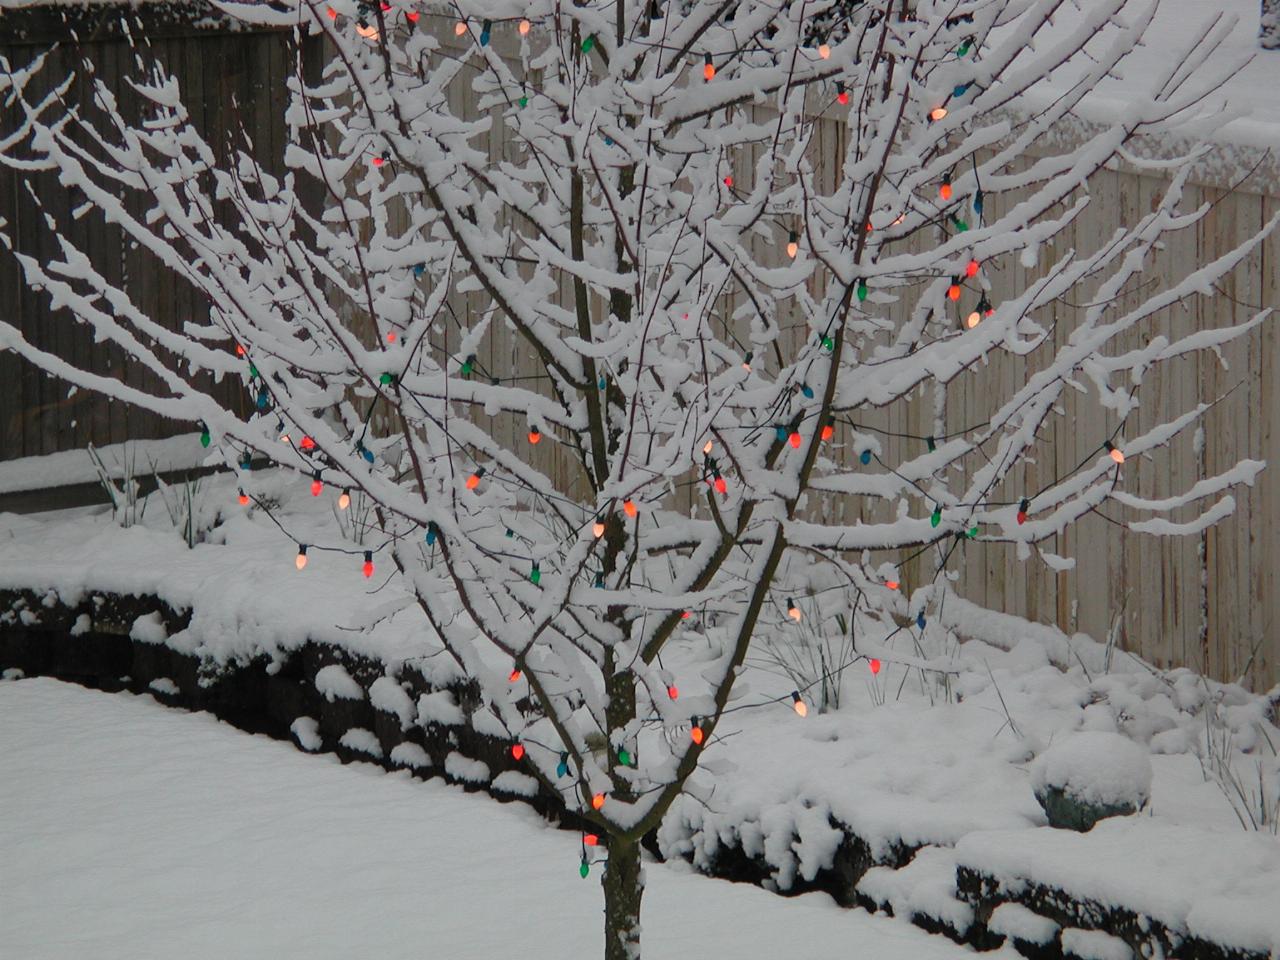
[{"x1": 0, "y1": 0, "x2": 1272, "y2": 956}]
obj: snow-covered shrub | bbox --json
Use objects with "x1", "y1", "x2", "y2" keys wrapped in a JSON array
[{"x1": 1031, "y1": 732, "x2": 1152, "y2": 831}]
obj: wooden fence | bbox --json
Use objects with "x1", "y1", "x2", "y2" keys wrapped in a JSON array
[{"x1": 0, "y1": 7, "x2": 1276, "y2": 690}]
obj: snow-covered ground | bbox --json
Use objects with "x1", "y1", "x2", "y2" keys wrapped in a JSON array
[
  {"x1": 0, "y1": 677, "x2": 1018, "y2": 960},
  {"x1": 2, "y1": 464, "x2": 1279, "y2": 955}
]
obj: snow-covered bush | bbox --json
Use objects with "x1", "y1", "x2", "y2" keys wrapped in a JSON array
[
  {"x1": 0, "y1": 0, "x2": 1271, "y2": 956},
  {"x1": 1031, "y1": 732, "x2": 1152, "y2": 831}
]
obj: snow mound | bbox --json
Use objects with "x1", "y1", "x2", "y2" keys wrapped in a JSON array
[
  {"x1": 69, "y1": 614, "x2": 90, "y2": 636},
  {"x1": 290, "y1": 716, "x2": 321, "y2": 752},
  {"x1": 314, "y1": 664, "x2": 364, "y2": 702},
  {"x1": 130, "y1": 611, "x2": 167, "y2": 644},
  {"x1": 369, "y1": 676, "x2": 415, "y2": 729},
  {"x1": 988, "y1": 903, "x2": 1058, "y2": 945},
  {"x1": 417, "y1": 690, "x2": 464, "y2": 726},
  {"x1": 857, "y1": 846, "x2": 973, "y2": 934},
  {"x1": 339, "y1": 728, "x2": 382, "y2": 759},
  {"x1": 492, "y1": 771, "x2": 539, "y2": 797},
  {"x1": 389, "y1": 742, "x2": 431, "y2": 769},
  {"x1": 2, "y1": 668, "x2": 24, "y2": 681},
  {"x1": 444, "y1": 751, "x2": 490, "y2": 784},
  {"x1": 1031, "y1": 732, "x2": 1151, "y2": 810},
  {"x1": 1061, "y1": 927, "x2": 1132, "y2": 960},
  {"x1": 148, "y1": 677, "x2": 179, "y2": 696}
]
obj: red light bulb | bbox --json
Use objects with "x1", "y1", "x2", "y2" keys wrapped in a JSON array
[
  {"x1": 511, "y1": 743, "x2": 525, "y2": 760},
  {"x1": 509, "y1": 668, "x2": 522, "y2": 683},
  {"x1": 667, "y1": 685, "x2": 679, "y2": 700},
  {"x1": 788, "y1": 432, "x2": 802, "y2": 449},
  {"x1": 238, "y1": 492, "x2": 249, "y2": 507},
  {"x1": 362, "y1": 551, "x2": 374, "y2": 578},
  {"x1": 966, "y1": 259, "x2": 980, "y2": 278},
  {"x1": 714, "y1": 476, "x2": 727, "y2": 495},
  {"x1": 528, "y1": 428, "x2": 541, "y2": 444},
  {"x1": 311, "y1": 477, "x2": 323, "y2": 497},
  {"x1": 821, "y1": 424, "x2": 835, "y2": 441},
  {"x1": 869, "y1": 658, "x2": 882, "y2": 675},
  {"x1": 584, "y1": 833, "x2": 599, "y2": 846}
]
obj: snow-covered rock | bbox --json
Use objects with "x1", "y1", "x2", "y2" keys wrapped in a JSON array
[{"x1": 1031, "y1": 732, "x2": 1151, "y2": 830}]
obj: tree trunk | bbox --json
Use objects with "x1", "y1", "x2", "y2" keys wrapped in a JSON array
[
  {"x1": 602, "y1": 836, "x2": 644, "y2": 960},
  {"x1": 1264, "y1": 0, "x2": 1280, "y2": 49}
]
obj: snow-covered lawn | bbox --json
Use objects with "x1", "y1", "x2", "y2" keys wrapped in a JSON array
[{"x1": 0, "y1": 677, "x2": 1012, "y2": 960}]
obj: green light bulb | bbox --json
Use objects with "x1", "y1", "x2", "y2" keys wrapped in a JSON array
[
  {"x1": 581, "y1": 33, "x2": 595, "y2": 52},
  {"x1": 379, "y1": 372, "x2": 393, "y2": 385},
  {"x1": 968, "y1": 524, "x2": 979, "y2": 538},
  {"x1": 518, "y1": 95, "x2": 528, "y2": 108},
  {"x1": 580, "y1": 859, "x2": 590, "y2": 878},
  {"x1": 199, "y1": 427, "x2": 210, "y2": 448},
  {"x1": 856, "y1": 280, "x2": 868, "y2": 302},
  {"x1": 931, "y1": 507, "x2": 942, "y2": 528},
  {"x1": 618, "y1": 748, "x2": 631, "y2": 766},
  {"x1": 821, "y1": 335, "x2": 834, "y2": 351},
  {"x1": 530, "y1": 564, "x2": 541, "y2": 585}
]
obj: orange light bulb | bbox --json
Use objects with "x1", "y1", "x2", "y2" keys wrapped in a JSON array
[
  {"x1": 792, "y1": 691, "x2": 807, "y2": 717},
  {"x1": 519, "y1": 18, "x2": 530, "y2": 35},
  {"x1": 623, "y1": 499, "x2": 637, "y2": 518},
  {"x1": 691, "y1": 725, "x2": 704, "y2": 745},
  {"x1": 885, "y1": 579, "x2": 899, "y2": 590},
  {"x1": 818, "y1": 43, "x2": 830, "y2": 59},
  {"x1": 966, "y1": 259, "x2": 980, "y2": 278},
  {"x1": 787, "y1": 598, "x2": 801, "y2": 622},
  {"x1": 939, "y1": 182, "x2": 953, "y2": 201},
  {"x1": 703, "y1": 59, "x2": 715, "y2": 81},
  {"x1": 930, "y1": 106, "x2": 948, "y2": 121},
  {"x1": 295, "y1": 545, "x2": 309, "y2": 571},
  {"x1": 592, "y1": 793, "x2": 606, "y2": 810},
  {"x1": 966, "y1": 311, "x2": 981, "y2": 328},
  {"x1": 948, "y1": 283, "x2": 961, "y2": 301},
  {"x1": 455, "y1": 19, "x2": 467, "y2": 35},
  {"x1": 592, "y1": 520, "x2": 606, "y2": 538},
  {"x1": 528, "y1": 428, "x2": 541, "y2": 444},
  {"x1": 703, "y1": 440, "x2": 714, "y2": 455},
  {"x1": 1107, "y1": 443, "x2": 1125, "y2": 464},
  {"x1": 338, "y1": 490, "x2": 351, "y2": 510}
]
